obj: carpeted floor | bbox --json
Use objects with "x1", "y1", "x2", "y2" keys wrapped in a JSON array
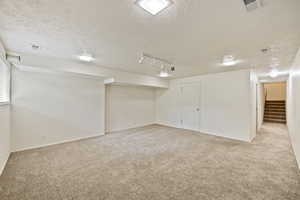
[{"x1": 0, "y1": 123, "x2": 300, "y2": 200}]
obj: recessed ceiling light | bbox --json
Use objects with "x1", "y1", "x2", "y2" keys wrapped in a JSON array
[
  {"x1": 135, "y1": 0, "x2": 173, "y2": 15},
  {"x1": 222, "y1": 55, "x2": 238, "y2": 66},
  {"x1": 78, "y1": 53, "x2": 95, "y2": 62}
]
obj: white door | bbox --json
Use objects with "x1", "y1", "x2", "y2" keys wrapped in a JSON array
[{"x1": 180, "y1": 84, "x2": 201, "y2": 131}]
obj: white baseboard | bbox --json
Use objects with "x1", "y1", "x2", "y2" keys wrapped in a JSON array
[
  {"x1": 107, "y1": 123, "x2": 155, "y2": 133},
  {"x1": 0, "y1": 153, "x2": 10, "y2": 176},
  {"x1": 13, "y1": 133, "x2": 105, "y2": 152},
  {"x1": 156, "y1": 122, "x2": 250, "y2": 142}
]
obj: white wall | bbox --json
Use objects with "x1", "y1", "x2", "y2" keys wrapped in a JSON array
[
  {"x1": 0, "y1": 105, "x2": 10, "y2": 175},
  {"x1": 250, "y1": 71, "x2": 258, "y2": 141},
  {"x1": 0, "y1": 41, "x2": 11, "y2": 175},
  {"x1": 287, "y1": 48, "x2": 300, "y2": 169},
  {"x1": 11, "y1": 68, "x2": 105, "y2": 151},
  {"x1": 156, "y1": 69, "x2": 254, "y2": 142},
  {"x1": 257, "y1": 82, "x2": 265, "y2": 131},
  {"x1": 105, "y1": 84, "x2": 155, "y2": 132}
]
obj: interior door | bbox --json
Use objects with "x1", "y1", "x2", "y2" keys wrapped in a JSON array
[{"x1": 180, "y1": 83, "x2": 201, "y2": 131}]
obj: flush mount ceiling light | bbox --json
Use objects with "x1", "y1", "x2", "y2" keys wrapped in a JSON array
[
  {"x1": 135, "y1": 0, "x2": 173, "y2": 15},
  {"x1": 269, "y1": 68, "x2": 279, "y2": 78},
  {"x1": 78, "y1": 53, "x2": 95, "y2": 62},
  {"x1": 222, "y1": 55, "x2": 238, "y2": 66}
]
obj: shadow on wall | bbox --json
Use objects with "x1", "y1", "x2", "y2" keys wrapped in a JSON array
[
  {"x1": 11, "y1": 69, "x2": 106, "y2": 152},
  {"x1": 10, "y1": 105, "x2": 102, "y2": 152}
]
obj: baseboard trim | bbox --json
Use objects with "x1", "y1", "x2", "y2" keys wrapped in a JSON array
[
  {"x1": 0, "y1": 153, "x2": 11, "y2": 176},
  {"x1": 155, "y1": 123, "x2": 250, "y2": 142},
  {"x1": 13, "y1": 133, "x2": 105, "y2": 153},
  {"x1": 106, "y1": 123, "x2": 156, "y2": 133}
]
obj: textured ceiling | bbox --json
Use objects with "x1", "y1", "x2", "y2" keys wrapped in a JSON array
[{"x1": 1, "y1": 0, "x2": 300, "y2": 78}]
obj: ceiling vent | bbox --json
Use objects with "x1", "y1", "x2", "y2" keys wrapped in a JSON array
[
  {"x1": 243, "y1": 0, "x2": 269, "y2": 11},
  {"x1": 243, "y1": 0, "x2": 259, "y2": 11}
]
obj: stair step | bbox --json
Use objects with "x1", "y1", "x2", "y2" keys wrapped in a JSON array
[
  {"x1": 264, "y1": 109, "x2": 286, "y2": 112},
  {"x1": 264, "y1": 119, "x2": 286, "y2": 124},
  {"x1": 265, "y1": 108, "x2": 285, "y2": 111},
  {"x1": 266, "y1": 104, "x2": 285, "y2": 106},
  {"x1": 265, "y1": 110, "x2": 285, "y2": 114},
  {"x1": 266, "y1": 101, "x2": 285, "y2": 103},
  {"x1": 264, "y1": 116, "x2": 286, "y2": 120},
  {"x1": 264, "y1": 100, "x2": 286, "y2": 124},
  {"x1": 264, "y1": 111, "x2": 286, "y2": 115},
  {"x1": 264, "y1": 112, "x2": 286, "y2": 115},
  {"x1": 264, "y1": 115, "x2": 286, "y2": 118},
  {"x1": 265, "y1": 105, "x2": 285, "y2": 108},
  {"x1": 264, "y1": 115, "x2": 286, "y2": 120}
]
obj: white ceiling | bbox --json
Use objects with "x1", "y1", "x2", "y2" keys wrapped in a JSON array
[{"x1": 1, "y1": 0, "x2": 300, "y2": 78}]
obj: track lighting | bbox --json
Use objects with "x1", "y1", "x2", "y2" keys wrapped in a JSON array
[{"x1": 138, "y1": 53, "x2": 175, "y2": 78}]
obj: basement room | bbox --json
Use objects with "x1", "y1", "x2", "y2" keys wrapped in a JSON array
[{"x1": 1, "y1": 0, "x2": 300, "y2": 199}]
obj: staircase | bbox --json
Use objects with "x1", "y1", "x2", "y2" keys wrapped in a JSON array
[{"x1": 264, "y1": 101, "x2": 286, "y2": 124}]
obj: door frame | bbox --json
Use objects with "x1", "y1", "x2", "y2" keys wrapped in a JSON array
[{"x1": 179, "y1": 82, "x2": 201, "y2": 131}]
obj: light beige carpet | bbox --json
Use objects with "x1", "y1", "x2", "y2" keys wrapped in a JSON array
[{"x1": 0, "y1": 123, "x2": 300, "y2": 200}]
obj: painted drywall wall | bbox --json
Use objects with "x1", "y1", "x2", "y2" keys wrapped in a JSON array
[
  {"x1": 287, "y1": 48, "x2": 300, "y2": 169},
  {"x1": 264, "y1": 82, "x2": 287, "y2": 101},
  {"x1": 11, "y1": 68, "x2": 105, "y2": 152},
  {"x1": 257, "y1": 82, "x2": 265, "y2": 131},
  {"x1": 250, "y1": 71, "x2": 258, "y2": 141},
  {"x1": 105, "y1": 84, "x2": 155, "y2": 132},
  {"x1": 0, "y1": 42, "x2": 11, "y2": 175},
  {"x1": 156, "y1": 69, "x2": 253, "y2": 142},
  {"x1": 0, "y1": 105, "x2": 10, "y2": 175},
  {"x1": 0, "y1": 38, "x2": 5, "y2": 61}
]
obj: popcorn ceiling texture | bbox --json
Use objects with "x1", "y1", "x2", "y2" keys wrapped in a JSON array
[
  {"x1": 0, "y1": 123, "x2": 299, "y2": 200},
  {"x1": 0, "y1": 0, "x2": 300, "y2": 78}
]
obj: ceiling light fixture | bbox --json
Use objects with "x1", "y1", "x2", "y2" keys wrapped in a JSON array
[
  {"x1": 158, "y1": 65, "x2": 171, "y2": 78},
  {"x1": 138, "y1": 53, "x2": 175, "y2": 77},
  {"x1": 222, "y1": 55, "x2": 238, "y2": 66},
  {"x1": 159, "y1": 70, "x2": 170, "y2": 77},
  {"x1": 135, "y1": 0, "x2": 173, "y2": 15},
  {"x1": 269, "y1": 68, "x2": 279, "y2": 78},
  {"x1": 78, "y1": 53, "x2": 95, "y2": 62}
]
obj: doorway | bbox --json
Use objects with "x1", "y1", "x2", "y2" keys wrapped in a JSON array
[{"x1": 263, "y1": 82, "x2": 287, "y2": 124}]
